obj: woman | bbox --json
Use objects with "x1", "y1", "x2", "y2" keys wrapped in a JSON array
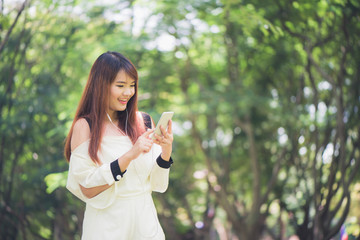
[{"x1": 64, "y1": 51, "x2": 173, "y2": 240}]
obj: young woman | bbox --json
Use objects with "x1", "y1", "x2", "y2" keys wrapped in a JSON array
[{"x1": 64, "y1": 51, "x2": 173, "y2": 240}]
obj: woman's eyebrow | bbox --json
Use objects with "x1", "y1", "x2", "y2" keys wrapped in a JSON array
[{"x1": 115, "y1": 80, "x2": 136, "y2": 84}]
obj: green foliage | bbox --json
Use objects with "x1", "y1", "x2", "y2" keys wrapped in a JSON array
[
  {"x1": 44, "y1": 172, "x2": 68, "y2": 194},
  {"x1": 0, "y1": 0, "x2": 359, "y2": 239}
]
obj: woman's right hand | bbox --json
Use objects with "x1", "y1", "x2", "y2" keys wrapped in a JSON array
[{"x1": 129, "y1": 129, "x2": 154, "y2": 159}]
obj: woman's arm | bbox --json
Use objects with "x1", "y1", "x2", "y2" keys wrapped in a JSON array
[
  {"x1": 150, "y1": 119, "x2": 174, "y2": 192},
  {"x1": 77, "y1": 148, "x2": 145, "y2": 199},
  {"x1": 71, "y1": 119, "x2": 113, "y2": 199},
  {"x1": 80, "y1": 184, "x2": 111, "y2": 198},
  {"x1": 70, "y1": 118, "x2": 155, "y2": 199}
]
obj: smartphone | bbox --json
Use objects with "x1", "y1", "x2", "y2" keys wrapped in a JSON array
[{"x1": 151, "y1": 112, "x2": 174, "y2": 139}]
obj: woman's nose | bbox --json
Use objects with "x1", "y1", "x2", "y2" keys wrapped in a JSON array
[{"x1": 123, "y1": 87, "x2": 133, "y2": 96}]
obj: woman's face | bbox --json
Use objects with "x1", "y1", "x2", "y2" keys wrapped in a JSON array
[{"x1": 108, "y1": 70, "x2": 135, "y2": 114}]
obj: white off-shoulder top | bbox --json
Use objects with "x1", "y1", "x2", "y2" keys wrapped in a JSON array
[{"x1": 66, "y1": 135, "x2": 169, "y2": 240}]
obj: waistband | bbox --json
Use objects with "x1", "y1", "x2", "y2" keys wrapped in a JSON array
[{"x1": 115, "y1": 190, "x2": 152, "y2": 200}]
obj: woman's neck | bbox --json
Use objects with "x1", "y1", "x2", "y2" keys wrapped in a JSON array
[{"x1": 106, "y1": 110, "x2": 117, "y2": 122}]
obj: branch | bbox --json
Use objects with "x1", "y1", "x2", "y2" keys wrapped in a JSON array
[
  {"x1": 177, "y1": 50, "x2": 243, "y2": 232},
  {"x1": 325, "y1": 192, "x2": 351, "y2": 239},
  {"x1": 275, "y1": 0, "x2": 311, "y2": 43},
  {"x1": 306, "y1": 53, "x2": 323, "y2": 209},
  {"x1": 234, "y1": 117, "x2": 261, "y2": 220},
  {"x1": 181, "y1": 194, "x2": 196, "y2": 227},
  {"x1": 199, "y1": 191, "x2": 217, "y2": 237},
  {"x1": 321, "y1": 141, "x2": 340, "y2": 218},
  {"x1": 304, "y1": 47, "x2": 336, "y2": 86},
  {"x1": 260, "y1": 148, "x2": 286, "y2": 206},
  {"x1": 326, "y1": 187, "x2": 349, "y2": 228},
  {"x1": 206, "y1": 175, "x2": 244, "y2": 232},
  {"x1": 313, "y1": 33, "x2": 335, "y2": 49},
  {"x1": 0, "y1": 0, "x2": 29, "y2": 58},
  {"x1": 345, "y1": 129, "x2": 360, "y2": 189}
]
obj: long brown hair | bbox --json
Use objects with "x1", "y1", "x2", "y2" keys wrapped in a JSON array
[{"x1": 64, "y1": 51, "x2": 145, "y2": 164}]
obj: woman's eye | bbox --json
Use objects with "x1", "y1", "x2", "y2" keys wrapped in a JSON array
[
  {"x1": 116, "y1": 85, "x2": 124, "y2": 88},
  {"x1": 131, "y1": 85, "x2": 135, "y2": 87}
]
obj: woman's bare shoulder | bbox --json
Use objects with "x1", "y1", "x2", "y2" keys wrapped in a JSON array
[{"x1": 71, "y1": 118, "x2": 91, "y2": 151}]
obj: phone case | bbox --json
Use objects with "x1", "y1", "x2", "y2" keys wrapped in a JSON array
[{"x1": 151, "y1": 112, "x2": 174, "y2": 139}]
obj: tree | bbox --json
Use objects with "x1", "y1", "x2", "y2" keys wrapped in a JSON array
[
  {"x1": 1, "y1": 0, "x2": 359, "y2": 239},
  {"x1": 271, "y1": 1, "x2": 360, "y2": 239},
  {"x1": 140, "y1": 0, "x2": 360, "y2": 239},
  {"x1": 0, "y1": 0, "x2": 108, "y2": 239}
]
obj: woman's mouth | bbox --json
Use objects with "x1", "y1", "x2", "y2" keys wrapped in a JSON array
[{"x1": 119, "y1": 99, "x2": 128, "y2": 105}]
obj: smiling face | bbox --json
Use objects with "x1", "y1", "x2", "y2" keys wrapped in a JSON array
[{"x1": 107, "y1": 70, "x2": 136, "y2": 118}]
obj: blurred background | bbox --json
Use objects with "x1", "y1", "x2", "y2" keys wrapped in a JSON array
[{"x1": 0, "y1": 0, "x2": 359, "y2": 239}]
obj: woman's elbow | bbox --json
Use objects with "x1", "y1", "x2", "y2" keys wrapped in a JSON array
[
  {"x1": 80, "y1": 185, "x2": 97, "y2": 199},
  {"x1": 152, "y1": 182, "x2": 169, "y2": 193},
  {"x1": 154, "y1": 188, "x2": 167, "y2": 193}
]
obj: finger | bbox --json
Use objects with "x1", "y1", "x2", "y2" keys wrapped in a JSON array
[
  {"x1": 153, "y1": 133, "x2": 163, "y2": 142},
  {"x1": 143, "y1": 144, "x2": 152, "y2": 152},
  {"x1": 160, "y1": 125, "x2": 170, "y2": 138},
  {"x1": 143, "y1": 129, "x2": 154, "y2": 138},
  {"x1": 163, "y1": 138, "x2": 170, "y2": 145},
  {"x1": 155, "y1": 136, "x2": 165, "y2": 145},
  {"x1": 167, "y1": 120, "x2": 172, "y2": 134},
  {"x1": 162, "y1": 136, "x2": 172, "y2": 145},
  {"x1": 145, "y1": 140, "x2": 154, "y2": 148},
  {"x1": 160, "y1": 125, "x2": 166, "y2": 136},
  {"x1": 161, "y1": 120, "x2": 172, "y2": 137},
  {"x1": 156, "y1": 137, "x2": 164, "y2": 145}
]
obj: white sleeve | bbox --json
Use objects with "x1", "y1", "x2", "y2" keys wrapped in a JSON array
[
  {"x1": 149, "y1": 144, "x2": 171, "y2": 193},
  {"x1": 66, "y1": 142, "x2": 117, "y2": 209}
]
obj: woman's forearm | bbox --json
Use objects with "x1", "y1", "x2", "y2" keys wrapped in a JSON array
[
  {"x1": 80, "y1": 184, "x2": 111, "y2": 198},
  {"x1": 79, "y1": 150, "x2": 136, "y2": 199}
]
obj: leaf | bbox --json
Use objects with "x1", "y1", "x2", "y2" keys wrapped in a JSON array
[{"x1": 44, "y1": 171, "x2": 68, "y2": 194}]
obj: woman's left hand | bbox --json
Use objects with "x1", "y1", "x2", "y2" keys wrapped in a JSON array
[{"x1": 153, "y1": 120, "x2": 173, "y2": 161}]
